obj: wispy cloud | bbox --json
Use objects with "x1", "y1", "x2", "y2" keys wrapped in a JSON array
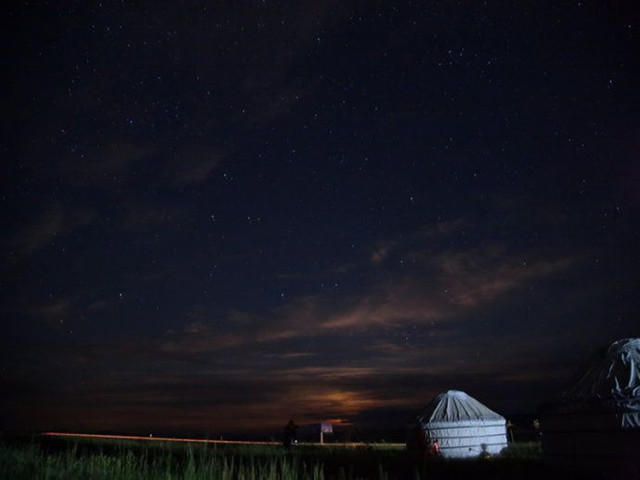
[
  {"x1": 27, "y1": 300, "x2": 72, "y2": 327},
  {"x1": 429, "y1": 246, "x2": 576, "y2": 308},
  {"x1": 370, "y1": 241, "x2": 398, "y2": 264},
  {"x1": 135, "y1": 236, "x2": 577, "y2": 362},
  {"x1": 4, "y1": 202, "x2": 96, "y2": 255},
  {"x1": 277, "y1": 262, "x2": 358, "y2": 281},
  {"x1": 67, "y1": 143, "x2": 156, "y2": 187},
  {"x1": 166, "y1": 146, "x2": 223, "y2": 187},
  {"x1": 122, "y1": 205, "x2": 182, "y2": 232},
  {"x1": 256, "y1": 248, "x2": 576, "y2": 341},
  {"x1": 369, "y1": 218, "x2": 467, "y2": 265}
]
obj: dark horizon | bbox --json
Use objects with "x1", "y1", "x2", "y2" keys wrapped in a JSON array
[{"x1": 2, "y1": 2, "x2": 639, "y2": 436}]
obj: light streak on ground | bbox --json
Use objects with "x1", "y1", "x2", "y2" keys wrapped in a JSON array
[
  {"x1": 43, "y1": 432, "x2": 279, "y2": 445},
  {"x1": 43, "y1": 432, "x2": 404, "y2": 448}
]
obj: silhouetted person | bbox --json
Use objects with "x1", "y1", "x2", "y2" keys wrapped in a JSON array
[
  {"x1": 422, "y1": 437, "x2": 440, "y2": 459},
  {"x1": 479, "y1": 442, "x2": 490, "y2": 459},
  {"x1": 432, "y1": 438, "x2": 440, "y2": 457},
  {"x1": 283, "y1": 419, "x2": 298, "y2": 449}
]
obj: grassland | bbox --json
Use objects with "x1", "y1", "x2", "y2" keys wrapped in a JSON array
[{"x1": 0, "y1": 434, "x2": 591, "y2": 480}]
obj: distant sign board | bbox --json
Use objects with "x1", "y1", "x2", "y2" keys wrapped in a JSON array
[{"x1": 320, "y1": 422, "x2": 333, "y2": 434}]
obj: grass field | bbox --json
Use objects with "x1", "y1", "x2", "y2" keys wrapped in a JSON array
[{"x1": 0, "y1": 434, "x2": 594, "y2": 479}]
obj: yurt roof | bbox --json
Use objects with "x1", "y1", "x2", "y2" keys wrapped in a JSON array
[
  {"x1": 416, "y1": 390, "x2": 505, "y2": 425},
  {"x1": 562, "y1": 338, "x2": 640, "y2": 408}
]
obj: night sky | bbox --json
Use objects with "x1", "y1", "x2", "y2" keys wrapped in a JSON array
[{"x1": 2, "y1": 1, "x2": 639, "y2": 436}]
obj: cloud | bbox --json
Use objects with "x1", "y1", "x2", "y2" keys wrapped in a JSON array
[
  {"x1": 370, "y1": 241, "x2": 397, "y2": 264},
  {"x1": 27, "y1": 300, "x2": 72, "y2": 327},
  {"x1": 319, "y1": 282, "x2": 445, "y2": 331},
  {"x1": 159, "y1": 328, "x2": 246, "y2": 356},
  {"x1": 369, "y1": 218, "x2": 467, "y2": 265},
  {"x1": 424, "y1": 218, "x2": 468, "y2": 237},
  {"x1": 133, "y1": 239, "x2": 577, "y2": 372},
  {"x1": 7, "y1": 330, "x2": 573, "y2": 433},
  {"x1": 168, "y1": 146, "x2": 223, "y2": 187},
  {"x1": 257, "y1": 248, "x2": 576, "y2": 341},
  {"x1": 234, "y1": 2, "x2": 346, "y2": 125},
  {"x1": 241, "y1": 81, "x2": 320, "y2": 125},
  {"x1": 174, "y1": 158, "x2": 219, "y2": 186},
  {"x1": 4, "y1": 203, "x2": 96, "y2": 255},
  {"x1": 429, "y1": 246, "x2": 576, "y2": 308},
  {"x1": 67, "y1": 143, "x2": 156, "y2": 187},
  {"x1": 63, "y1": 141, "x2": 222, "y2": 191},
  {"x1": 122, "y1": 205, "x2": 182, "y2": 232},
  {"x1": 122, "y1": 224, "x2": 580, "y2": 353},
  {"x1": 5, "y1": 288, "x2": 585, "y2": 434},
  {"x1": 277, "y1": 262, "x2": 357, "y2": 281}
]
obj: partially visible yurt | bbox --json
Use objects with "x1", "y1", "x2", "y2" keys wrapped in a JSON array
[
  {"x1": 407, "y1": 390, "x2": 508, "y2": 458},
  {"x1": 540, "y1": 338, "x2": 640, "y2": 478}
]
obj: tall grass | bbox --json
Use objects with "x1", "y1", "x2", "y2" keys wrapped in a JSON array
[
  {"x1": 0, "y1": 440, "x2": 331, "y2": 480},
  {"x1": 0, "y1": 436, "x2": 550, "y2": 480}
]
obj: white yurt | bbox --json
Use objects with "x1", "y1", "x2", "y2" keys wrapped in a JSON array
[
  {"x1": 408, "y1": 390, "x2": 508, "y2": 458},
  {"x1": 540, "y1": 338, "x2": 640, "y2": 477}
]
